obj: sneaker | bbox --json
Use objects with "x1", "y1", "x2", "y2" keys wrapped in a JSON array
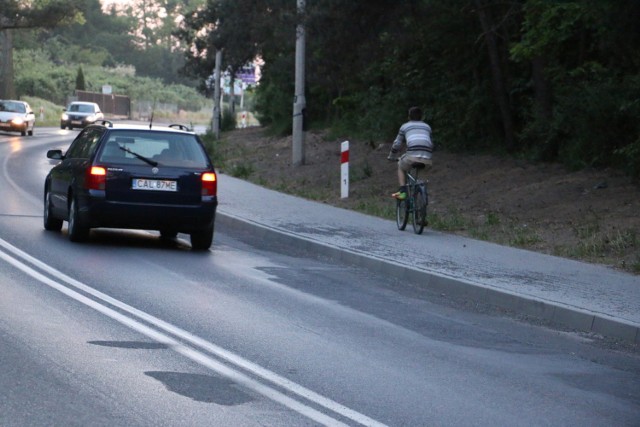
[{"x1": 392, "y1": 191, "x2": 407, "y2": 200}]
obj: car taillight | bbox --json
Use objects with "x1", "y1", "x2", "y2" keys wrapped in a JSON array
[
  {"x1": 201, "y1": 172, "x2": 217, "y2": 196},
  {"x1": 86, "y1": 166, "x2": 106, "y2": 190}
]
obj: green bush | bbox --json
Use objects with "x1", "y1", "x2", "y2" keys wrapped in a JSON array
[
  {"x1": 254, "y1": 57, "x2": 294, "y2": 136},
  {"x1": 200, "y1": 131, "x2": 230, "y2": 170},
  {"x1": 21, "y1": 96, "x2": 64, "y2": 126},
  {"x1": 554, "y1": 76, "x2": 640, "y2": 172},
  {"x1": 221, "y1": 106, "x2": 237, "y2": 131},
  {"x1": 614, "y1": 139, "x2": 640, "y2": 178},
  {"x1": 229, "y1": 162, "x2": 254, "y2": 178}
]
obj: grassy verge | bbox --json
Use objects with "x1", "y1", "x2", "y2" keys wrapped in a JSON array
[{"x1": 23, "y1": 97, "x2": 64, "y2": 127}]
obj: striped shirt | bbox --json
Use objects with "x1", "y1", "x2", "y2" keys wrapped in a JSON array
[{"x1": 390, "y1": 120, "x2": 433, "y2": 159}]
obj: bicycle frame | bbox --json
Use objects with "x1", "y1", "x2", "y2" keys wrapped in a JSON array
[{"x1": 396, "y1": 163, "x2": 428, "y2": 234}]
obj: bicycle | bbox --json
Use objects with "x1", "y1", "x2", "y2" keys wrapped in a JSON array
[{"x1": 395, "y1": 163, "x2": 429, "y2": 235}]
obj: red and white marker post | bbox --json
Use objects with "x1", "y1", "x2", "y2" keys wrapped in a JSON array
[{"x1": 341, "y1": 140, "x2": 349, "y2": 198}]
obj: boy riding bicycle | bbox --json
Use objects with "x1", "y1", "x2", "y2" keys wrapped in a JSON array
[{"x1": 387, "y1": 106, "x2": 433, "y2": 200}]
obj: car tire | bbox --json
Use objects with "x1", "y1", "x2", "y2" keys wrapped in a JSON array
[
  {"x1": 28, "y1": 126, "x2": 33, "y2": 136},
  {"x1": 60, "y1": 124, "x2": 65, "y2": 129},
  {"x1": 43, "y1": 187, "x2": 63, "y2": 231},
  {"x1": 68, "y1": 196, "x2": 89, "y2": 242},
  {"x1": 21, "y1": 129, "x2": 26, "y2": 136},
  {"x1": 190, "y1": 223, "x2": 214, "y2": 251}
]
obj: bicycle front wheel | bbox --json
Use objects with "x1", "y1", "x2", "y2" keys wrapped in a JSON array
[
  {"x1": 412, "y1": 186, "x2": 427, "y2": 234},
  {"x1": 396, "y1": 198, "x2": 409, "y2": 231}
]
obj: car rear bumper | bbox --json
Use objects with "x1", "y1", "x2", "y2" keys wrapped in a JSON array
[{"x1": 79, "y1": 195, "x2": 218, "y2": 232}]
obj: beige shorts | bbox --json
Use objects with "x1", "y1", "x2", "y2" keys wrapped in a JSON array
[{"x1": 398, "y1": 155, "x2": 432, "y2": 173}]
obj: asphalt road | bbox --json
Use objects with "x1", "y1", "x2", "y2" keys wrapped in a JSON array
[{"x1": 0, "y1": 128, "x2": 639, "y2": 426}]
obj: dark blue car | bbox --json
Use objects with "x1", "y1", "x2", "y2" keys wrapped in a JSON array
[{"x1": 44, "y1": 121, "x2": 218, "y2": 250}]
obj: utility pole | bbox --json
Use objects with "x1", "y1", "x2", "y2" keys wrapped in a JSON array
[
  {"x1": 212, "y1": 48, "x2": 223, "y2": 139},
  {"x1": 292, "y1": 0, "x2": 306, "y2": 166}
]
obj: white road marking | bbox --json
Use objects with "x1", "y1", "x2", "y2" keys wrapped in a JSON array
[{"x1": 0, "y1": 238, "x2": 387, "y2": 427}]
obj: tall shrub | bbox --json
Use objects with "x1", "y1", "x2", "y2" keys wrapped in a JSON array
[{"x1": 75, "y1": 66, "x2": 86, "y2": 91}]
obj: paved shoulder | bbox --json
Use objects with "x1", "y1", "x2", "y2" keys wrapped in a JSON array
[{"x1": 216, "y1": 174, "x2": 640, "y2": 343}]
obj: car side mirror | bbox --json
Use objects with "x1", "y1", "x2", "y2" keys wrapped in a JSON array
[{"x1": 47, "y1": 149, "x2": 64, "y2": 160}]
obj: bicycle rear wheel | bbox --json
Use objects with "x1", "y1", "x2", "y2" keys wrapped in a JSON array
[
  {"x1": 412, "y1": 186, "x2": 427, "y2": 234},
  {"x1": 396, "y1": 198, "x2": 409, "y2": 230}
]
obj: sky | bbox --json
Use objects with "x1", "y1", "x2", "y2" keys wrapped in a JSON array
[{"x1": 100, "y1": 0, "x2": 133, "y2": 10}]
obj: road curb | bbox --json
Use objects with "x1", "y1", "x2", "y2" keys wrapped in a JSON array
[{"x1": 217, "y1": 212, "x2": 640, "y2": 344}]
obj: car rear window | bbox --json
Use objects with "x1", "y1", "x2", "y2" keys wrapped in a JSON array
[{"x1": 98, "y1": 130, "x2": 210, "y2": 168}]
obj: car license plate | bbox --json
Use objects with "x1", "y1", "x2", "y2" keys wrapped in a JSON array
[
  {"x1": 71, "y1": 120, "x2": 81, "y2": 125},
  {"x1": 132, "y1": 178, "x2": 178, "y2": 192}
]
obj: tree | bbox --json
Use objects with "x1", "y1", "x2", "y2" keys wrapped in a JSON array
[
  {"x1": 76, "y1": 66, "x2": 86, "y2": 91},
  {"x1": 103, "y1": 0, "x2": 204, "y2": 84},
  {"x1": 510, "y1": 0, "x2": 640, "y2": 170},
  {"x1": 173, "y1": 0, "x2": 640, "y2": 175},
  {"x1": 177, "y1": 0, "x2": 290, "y2": 92},
  {"x1": 0, "y1": 0, "x2": 84, "y2": 98},
  {"x1": 473, "y1": 0, "x2": 519, "y2": 152}
]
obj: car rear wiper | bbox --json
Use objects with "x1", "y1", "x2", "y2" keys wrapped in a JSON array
[{"x1": 118, "y1": 146, "x2": 158, "y2": 167}]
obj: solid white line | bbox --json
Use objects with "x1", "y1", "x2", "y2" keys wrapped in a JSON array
[
  {"x1": 0, "y1": 246, "x2": 348, "y2": 426},
  {"x1": 0, "y1": 238, "x2": 388, "y2": 427}
]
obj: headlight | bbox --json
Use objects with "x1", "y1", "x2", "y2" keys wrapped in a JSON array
[
  {"x1": 11, "y1": 117, "x2": 24, "y2": 125},
  {"x1": 61, "y1": 113, "x2": 69, "y2": 120},
  {"x1": 86, "y1": 114, "x2": 96, "y2": 122}
]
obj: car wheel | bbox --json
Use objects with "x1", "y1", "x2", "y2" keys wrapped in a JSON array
[
  {"x1": 68, "y1": 196, "x2": 89, "y2": 242},
  {"x1": 60, "y1": 123, "x2": 65, "y2": 129},
  {"x1": 21, "y1": 128, "x2": 26, "y2": 136},
  {"x1": 190, "y1": 223, "x2": 214, "y2": 251},
  {"x1": 43, "y1": 187, "x2": 63, "y2": 231},
  {"x1": 28, "y1": 126, "x2": 33, "y2": 136}
]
